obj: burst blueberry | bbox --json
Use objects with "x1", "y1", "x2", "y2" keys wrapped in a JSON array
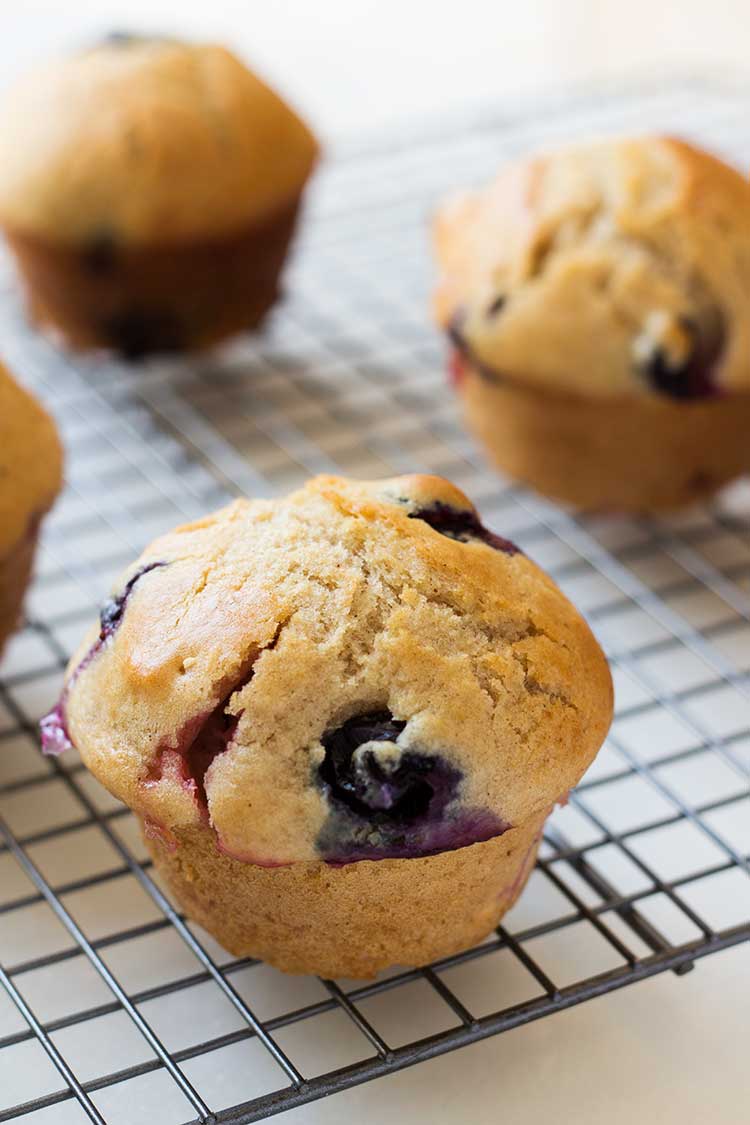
[
  {"x1": 318, "y1": 711, "x2": 452, "y2": 821},
  {"x1": 642, "y1": 342, "x2": 714, "y2": 399},
  {"x1": 316, "y1": 711, "x2": 508, "y2": 863},
  {"x1": 408, "y1": 502, "x2": 519, "y2": 555},
  {"x1": 446, "y1": 306, "x2": 510, "y2": 387},
  {"x1": 41, "y1": 562, "x2": 167, "y2": 756},
  {"x1": 99, "y1": 561, "x2": 167, "y2": 640},
  {"x1": 637, "y1": 314, "x2": 724, "y2": 401}
]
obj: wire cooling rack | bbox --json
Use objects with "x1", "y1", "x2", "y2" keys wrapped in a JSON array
[{"x1": 1, "y1": 79, "x2": 749, "y2": 1125}]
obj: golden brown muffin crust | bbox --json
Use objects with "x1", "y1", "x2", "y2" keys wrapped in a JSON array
[
  {"x1": 143, "y1": 813, "x2": 547, "y2": 977},
  {"x1": 0, "y1": 39, "x2": 319, "y2": 246}
]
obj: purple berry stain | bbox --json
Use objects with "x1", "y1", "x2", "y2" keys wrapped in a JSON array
[
  {"x1": 317, "y1": 710, "x2": 508, "y2": 863},
  {"x1": 640, "y1": 316, "x2": 723, "y2": 400},
  {"x1": 409, "y1": 502, "x2": 519, "y2": 555},
  {"x1": 446, "y1": 308, "x2": 508, "y2": 387},
  {"x1": 98, "y1": 562, "x2": 166, "y2": 641},
  {"x1": 39, "y1": 562, "x2": 167, "y2": 756},
  {"x1": 143, "y1": 654, "x2": 262, "y2": 822},
  {"x1": 39, "y1": 703, "x2": 71, "y2": 757},
  {"x1": 144, "y1": 693, "x2": 242, "y2": 818}
]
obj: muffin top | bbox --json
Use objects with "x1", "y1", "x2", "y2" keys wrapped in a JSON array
[
  {"x1": 0, "y1": 36, "x2": 318, "y2": 247},
  {"x1": 44, "y1": 474, "x2": 612, "y2": 866},
  {"x1": 434, "y1": 136, "x2": 750, "y2": 400},
  {"x1": 0, "y1": 362, "x2": 63, "y2": 557}
]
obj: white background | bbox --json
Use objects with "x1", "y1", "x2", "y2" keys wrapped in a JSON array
[
  {"x1": 3, "y1": 1, "x2": 750, "y2": 138},
  {"x1": 1, "y1": 3, "x2": 748, "y2": 1123}
]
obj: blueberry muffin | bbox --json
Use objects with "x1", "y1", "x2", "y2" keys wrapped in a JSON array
[
  {"x1": 1, "y1": 363, "x2": 63, "y2": 654},
  {"x1": 41, "y1": 474, "x2": 611, "y2": 977},
  {"x1": 0, "y1": 35, "x2": 318, "y2": 357},
  {"x1": 434, "y1": 136, "x2": 750, "y2": 511}
]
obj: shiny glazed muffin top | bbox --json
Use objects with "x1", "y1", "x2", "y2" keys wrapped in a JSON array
[
  {"x1": 434, "y1": 136, "x2": 750, "y2": 400},
  {"x1": 45, "y1": 474, "x2": 612, "y2": 867},
  {"x1": 0, "y1": 36, "x2": 319, "y2": 247}
]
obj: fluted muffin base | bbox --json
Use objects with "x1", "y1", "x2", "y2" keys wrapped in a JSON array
[
  {"x1": 459, "y1": 361, "x2": 750, "y2": 512},
  {"x1": 142, "y1": 811, "x2": 546, "y2": 978},
  {"x1": 4, "y1": 197, "x2": 303, "y2": 358}
]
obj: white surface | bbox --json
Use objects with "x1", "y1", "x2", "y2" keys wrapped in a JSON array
[
  {"x1": 2, "y1": 0, "x2": 750, "y2": 138},
  {"x1": 279, "y1": 944, "x2": 750, "y2": 1125},
  {"x1": 0, "y1": 5, "x2": 748, "y2": 1124}
]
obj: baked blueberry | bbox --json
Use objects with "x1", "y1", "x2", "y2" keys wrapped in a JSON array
[
  {"x1": 316, "y1": 710, "x2": 508, "y2": 863},
  {"x1": 82, "y1": 230, "x2": 119, "y2": 275},
  {"x1": 446, "y1": 307, "x2": 509, "y2": 387},
  {"x1": 98, "y1": 32, "x2": 177, "y2": 51},
  {"x1": 100, "y1": 31, "x2": 148, "y2": 47},
  {"x1": 447, "y1": 307, "x2": 467, "y2": 349},
  {"x1": 635, "y1": 315, "x2": 724, "y2": 401},
  {"x1": 318, "y1": 711, "x2": 459, "y2": 822},
  {"x1": 41, "y1": 561, "x2": 166, "y2": 756},
  {"x1": 318, "y1": 712, "x2": 406, "y2": 812},
  {"x1": 99, "y1": 562, "x2": 166, "y2": 640},
  {"x1": 408, "y1": 502, "x2": 519, "y2": 555},
  {"x1": 642, "y1": 346, "x2": 704, "y2": 399},
  {"x1": 102, "y1": 308, "x2": 186, "y2": 360}
]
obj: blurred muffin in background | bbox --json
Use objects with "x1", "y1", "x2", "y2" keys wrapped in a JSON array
[
  {"x1": 0, "y1": 363, "x2": 62, "y2": 654},
  {"x1": 0, "y1": 35, "x2": 318, "y2": 358},
  {"x1": 433, "y1": 136, "x2": 750, "y2": 512}
]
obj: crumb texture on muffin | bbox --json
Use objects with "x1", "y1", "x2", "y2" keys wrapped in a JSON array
[
  {"x1": 142, "y1": 814, "x2": 547, "y2": 977},
  {"x1": 434, "y1": 136, "x2": 750, "y2": 398},
  {"x1": 53, "y1": 474, "x2": 612, "y2": 867},
  {"x1": 0, "y1": 38, "x2": 319, "y2": 247}
]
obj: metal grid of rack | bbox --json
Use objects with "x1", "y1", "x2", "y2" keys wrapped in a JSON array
[{"x1": 1, "y1": 80, "x2": 749, "y2": 1124}]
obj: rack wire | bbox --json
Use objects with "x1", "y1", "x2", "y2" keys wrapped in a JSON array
[{"x1": 1, "y1": 79, "x2": 749, "y2": 1124}]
